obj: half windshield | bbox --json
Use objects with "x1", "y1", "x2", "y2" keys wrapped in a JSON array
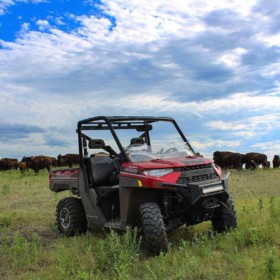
[
  {"x1": 80, "y1": 117, "x2": 196, "y2": 163},
  {"x1": 127, "y1": 142, "x2": 194, "y2": 162}
]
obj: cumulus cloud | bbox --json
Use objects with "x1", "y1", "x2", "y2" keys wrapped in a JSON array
[
  {"x1": 0, "y1": 0, "x2": 15, "y2": 15},
  {"x1": 0, "y1": 0, "x2": 280, "y2": 160}
]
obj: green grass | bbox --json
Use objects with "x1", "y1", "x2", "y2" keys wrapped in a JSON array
[{"x1": 0, "y1": 168, "x2": 280, "y2": 279}]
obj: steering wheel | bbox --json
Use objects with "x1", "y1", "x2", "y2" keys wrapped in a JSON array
[{"x1": 164, "y1": 148, "x2": 178, "y2": 154}]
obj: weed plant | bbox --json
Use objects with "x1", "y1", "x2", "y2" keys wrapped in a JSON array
[{"x1": 0, "y1": 168, "x2": 280, "y2": 279}]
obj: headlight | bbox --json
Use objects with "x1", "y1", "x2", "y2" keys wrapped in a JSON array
[{"x1": 143, "y1": 168, "x2": 174, "y2": 177}]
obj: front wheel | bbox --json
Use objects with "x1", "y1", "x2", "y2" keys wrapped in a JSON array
[
  {"x1": 56, "y1": 197, "x2": 87, "y2": 236},
  {"x1": 139, "y1": 202, "x2": 168, "y2": 255},
  {"x1": 211, "y1": 196, "x2": 237, "y2": 233}
]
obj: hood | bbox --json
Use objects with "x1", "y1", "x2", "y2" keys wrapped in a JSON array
[
  {"x1": 128, "y1": 156, "x2": 213, "y2": 170},
  {"x1": 151, "y1": 156, "x2": 213, "y2": 166}
]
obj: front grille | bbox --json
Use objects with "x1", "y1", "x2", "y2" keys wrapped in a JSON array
[
  {"x1": 176, "y1": 164, "x2": 219, "y2": 185},
  {"x1": 180, "y1": 163, "x2": 213, "y2": 171}
]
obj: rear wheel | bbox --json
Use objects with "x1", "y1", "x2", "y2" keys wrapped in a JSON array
[
  {"x1": 139, "y1": 202, "x2": 168, "y2": 255},
  {"x1": 56, "y1": 197, "x2": 87, "y2": 236},
  {"x1": 212, "y1": 196, "x2": 237, "y2": 232}
]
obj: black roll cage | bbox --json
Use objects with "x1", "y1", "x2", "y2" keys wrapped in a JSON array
[{"x1": 77, "y1": 116, "x2": 195, "y2": 164}]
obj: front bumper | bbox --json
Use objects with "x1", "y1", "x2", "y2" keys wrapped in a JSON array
[{"x1": 162, "y1": 172, "x2": 230, "y2": 205}]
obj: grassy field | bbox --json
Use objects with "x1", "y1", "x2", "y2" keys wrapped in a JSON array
[{"x1": 0, "y1": 168, "x2": 279, "y2": 280}]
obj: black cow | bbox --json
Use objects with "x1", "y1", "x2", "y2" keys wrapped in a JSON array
[
  {"x1": 213, "y1": 151, "x2": 244, "y2": 170},
  {"x1": 272, "y1": 155, "x2": 280, "y2": 168},
  {"x1": 0, "y1": 158, "x2": 18, "y2": 171},
  {"x1": 243, "y1": 152, "x2": 268, "y2": 170}
]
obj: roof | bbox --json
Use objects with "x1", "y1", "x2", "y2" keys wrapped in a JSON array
[{"x1": 78, "y1": 116, "x2": 175, "y2": 126}]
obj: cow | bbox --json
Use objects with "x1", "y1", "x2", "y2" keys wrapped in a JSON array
[
  {"x1": 50, "y1": 157, "x2": 57, "y2": 167},
  {"x1": 57, "y1": 154, "x2": 65, "y2": 167},
  {"x1": 272, "y1": 155, "x2": 280, "y2": 168},
  {"x1": 57, "y1": 153, "x2": 80, "y2": 168},
  {"x1": 245, "y1": 159, "x2": 257, "y2": 170},
  {"x1": 213, "y1": 151, "x2": 244, "y2": 170},
  {"x1": 37, "y1": 155, "x2": 57, "y2": 167},
  {"x1": 18, "y1": 161, "x2": 28, "y2": 174},
  {"x1": 243, "y1": 152, "x2": 268, "y2": 170},
  {"x1": 0, "y1": 158, "x2": 18, "y2": 171},
  {"x1": 22, "y1": 156, "x2": 52, "y2": 175}
]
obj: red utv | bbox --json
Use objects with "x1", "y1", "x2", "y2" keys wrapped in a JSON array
[{"x1": 49, "y1": 116, "x2": 237, "y2": 255}]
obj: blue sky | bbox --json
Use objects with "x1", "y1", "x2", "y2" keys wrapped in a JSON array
[{"x1": 0, "y1": 0, "x2": 280, "y2": 162}]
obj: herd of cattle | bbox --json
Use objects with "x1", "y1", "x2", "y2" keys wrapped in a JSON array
[
  {"x1": 213, "y1": 151, "x2": 280, "y2": 170},
  {"x1": 0, "y1": 154, "x2": 80, "y2": 174},
  {"x1": 0, "y1": 151, "x2": 280, "y2": 174}
]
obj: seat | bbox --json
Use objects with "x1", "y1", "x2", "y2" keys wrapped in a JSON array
[
  {"x1": 85, "y1": 138, "x2": 123, "y2": 196},
  {"x1": 85, "y1": 155, "x2": 121, "y2": 197},
  {"x1": 90, "y1": 156, "x2": 113, "y2": 185}
]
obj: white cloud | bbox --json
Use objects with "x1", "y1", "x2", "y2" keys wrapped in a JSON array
[
  {"x1": 191, "y1": 139, "x2": 241, "y2": 158},
  {"x1": 206, "y1": 114, "x2": 280, "y2": 144},
  {"x1": 192, "y1": 139, "x2": 241, "y2": 149},
  {"x1": 218, "y1": 48, "x2": 247, "y2": 67},
  {"x1": 0, "y1": 0, "x2": 15, "y2": 15},
  {"x1": 197, "y1": 93, "x2": 280, "y2": 114},
  {"x1": 259, "y1": 33, "x2": 280, "y2": 47},
  {"x1": 208, "y1": 115, "x2": 279, "y2": 133},
  {"x1": 251, "y1": 141, "x2": 280, "y2": 161},
  {"x1": 36, "y1": 19, "x2": 50, "y2": 31}
]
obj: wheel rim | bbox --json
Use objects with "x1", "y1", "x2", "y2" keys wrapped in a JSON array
[{"x1": 60, "y1": 207, "x2": 70, "y2": 229}]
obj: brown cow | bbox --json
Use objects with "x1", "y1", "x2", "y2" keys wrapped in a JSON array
[
  {"x1": 37, "y1": 155, "x2": 57, "y2": 167},
  {"x1": 272, "y1": 155, "x2": 280, "y2": 168},
  {"x1": 213, "y1": 151, "x2": 244, "y2": 170},
  {"x1": 18, "y1": 161, "x2": 27, "y2": 174},
  {"x1": 22, "y1": 156, "x2": 52, "y2": 175},
  {"x1": 243, "y1": 152, "x2": 268, "y2": 170}
]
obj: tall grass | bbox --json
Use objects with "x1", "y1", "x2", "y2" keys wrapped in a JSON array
[{"x1": 0, "y1": 168, "x2": 279, "y2": 279}]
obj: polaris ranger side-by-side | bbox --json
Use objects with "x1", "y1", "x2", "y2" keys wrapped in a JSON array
[{"x1": 49, "y1": 116, "x2": 237, "y2": 255}]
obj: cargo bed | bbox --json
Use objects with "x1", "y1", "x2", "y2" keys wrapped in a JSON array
[{"x1": 49, "y1": 168, "x2": 80, "y2": 194}]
